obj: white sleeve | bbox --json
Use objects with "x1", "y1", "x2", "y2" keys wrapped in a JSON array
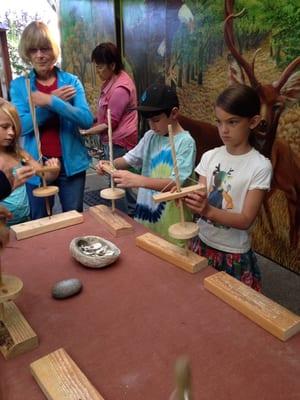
[
  {"x1": 195, "y1": 150, "x2": 210, "y2": 177},
  {"x1": 123, "y1": 130, "x2": 151, "y2": 170},
  {"x1": 249, "y1": 159, "x2": 272, "y2": 190}
]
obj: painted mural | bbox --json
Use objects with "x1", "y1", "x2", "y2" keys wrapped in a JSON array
[
  {"x1": 60, "y1": 0, "x2": 116, "y2": 112},
  {"x1": 60, "y1": 0, "x2": 300, "y2": 272}
]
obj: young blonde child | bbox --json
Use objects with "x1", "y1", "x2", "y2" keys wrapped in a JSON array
[
  {"x1": 96, "y1": 84, "x2": 196, "y2": 244},
  {"x1": 0, "y1": 98, "x2": 60, "y2": 225},
  {"x1": 184, "y1": 84, "x2": 272, "y2": 291}
]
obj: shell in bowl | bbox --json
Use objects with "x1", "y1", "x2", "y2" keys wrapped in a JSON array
[{"x1": 70, "y1": 236, "x2": 120, "y2": 268}]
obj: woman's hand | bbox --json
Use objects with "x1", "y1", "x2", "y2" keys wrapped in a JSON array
[
  {"x1": 112, "y1": 170, "x2": 142, "y2": 188},
  {"x1": 51, "y1": 85, "x2": 76, "y2": 101},
  {"x1": 45, "y1": 157, "x2": 60, "y2": 169},
  {"x1": 13, "y1": 165, "x2": 35, "y2": 188},
  {"x1": 183, "y1": 190, "x2": 208, "y2": 216},
  {"x1": 31, "y1": 91, "x2": 51, "y2": 106}
]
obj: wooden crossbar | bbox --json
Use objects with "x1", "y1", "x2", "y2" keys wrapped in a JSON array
[{"x1": 153, "y1": 183, "x2": 206, "y2": 203}]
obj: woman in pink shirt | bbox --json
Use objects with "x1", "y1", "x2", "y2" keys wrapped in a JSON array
[{"x1": 83, "y1": 42, "x2": 138, "y2": 215}]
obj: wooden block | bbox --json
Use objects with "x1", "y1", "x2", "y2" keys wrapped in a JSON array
[
  {"x1": 90, "y1": 205, "x2": 133, "y2": 237},
  {"x1": 204, "y1": 272, "x2": 300, "y2": 341},
  {"x1": 30, "y1": 348, "x2": 104, "y2": 400},
  {"x1": 136, "y1": 232, "x2": 207, "y2": 273},
  {"x1": 153, "y1": 183, "x2": 206, "y2": 203},
  {"x1": 10, "y1": 211, "x2": 84, "y2": 240},
  {"x1": 0, "y1": 301, "x2": 38, "y2": 360}
]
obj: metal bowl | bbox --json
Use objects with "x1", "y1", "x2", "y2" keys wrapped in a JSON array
[{"x1": 70, "y1": 236, "x2": 120, "y2": 268}]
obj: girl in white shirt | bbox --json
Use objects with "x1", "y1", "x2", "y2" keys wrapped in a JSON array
[{"x1": 184, "y1": 84, "x2": 272, "y2": 291}]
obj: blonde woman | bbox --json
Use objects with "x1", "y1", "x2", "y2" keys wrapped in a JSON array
[
  {"x1": 0, "y1": 98, "x2": 59, "y2": 225},
  {"x1": 10, "y1": 21, "x2": 93, "y2": 219}
]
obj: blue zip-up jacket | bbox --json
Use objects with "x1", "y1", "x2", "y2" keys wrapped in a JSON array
[{"x1": 10, "y1": 67, "x2": 93, "y2": 185}]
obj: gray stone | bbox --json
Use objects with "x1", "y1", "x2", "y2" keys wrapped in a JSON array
[{"x1": 52, "y1": 278, "x2": 82, "y2": 299}]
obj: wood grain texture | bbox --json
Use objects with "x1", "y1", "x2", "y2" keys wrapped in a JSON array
[
  {"x1": 30, "y1": 348, "x2": 104, "y2": 400},
  {"x1": 168, "y1": 222, "x2": 199, "y2": 240},
  {"x1": 153, "y1": 183, "x2": 206, "y2": 203},
  {"x1": 32, "y1": 186, "x2": 59, "y2": 197},
  {"x1": 0, "y1": 275, "x2": 23, "y2": 303},
  {"x1": 100, "y1": 187, "x2": 125, "y2": 200},
  {"x1": 204, "y1": 272, "x2": 300, "y2": 341},
  {"x1": 10, "y1": 211, "x2": 84, "y2": 240},
  {"x1": 136, "y1": 232, "x2": 207, "y2": 273},
  {"x1": 89, "y1": 205, "x2": 133, "y2": 237},
  {"x1": 0, "y1": 301, "x2": 38, "y2": 360}
]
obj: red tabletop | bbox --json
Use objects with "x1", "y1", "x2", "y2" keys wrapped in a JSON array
[{"x1": 0, "y1": 212, "x2": 299, "y2": 400}]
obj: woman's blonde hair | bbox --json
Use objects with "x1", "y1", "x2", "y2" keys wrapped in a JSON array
[
  {"x1": 0, "y1": 98, "x2": 21, "y2": 155},
  {"x1": 18, "y1": 21, "x2": 60, "y2": 65}
]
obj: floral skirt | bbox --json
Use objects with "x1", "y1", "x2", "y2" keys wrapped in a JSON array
[{"x1": 190, "y1": 237, "x2": 261, "y2": 292}]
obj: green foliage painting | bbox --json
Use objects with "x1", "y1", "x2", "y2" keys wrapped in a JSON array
[{"x1": 60, "y1": 0, "x2": 115, "y2": 112}]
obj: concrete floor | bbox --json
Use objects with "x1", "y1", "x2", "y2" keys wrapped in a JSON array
[{"x1": 54, "y1": 167, "x2": 300, "y2": 315}]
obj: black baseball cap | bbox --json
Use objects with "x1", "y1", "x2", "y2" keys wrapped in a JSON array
[{"x1": 137, "y1": 83, "x2": 179, "y2": 112}]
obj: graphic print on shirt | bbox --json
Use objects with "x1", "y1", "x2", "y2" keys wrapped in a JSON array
[
  {"x1": 206, "y1": 163, "x2": 234, "y2": 229},
  {"x1": 135, "y1": 148, "x2": 173, "y2": 223}
]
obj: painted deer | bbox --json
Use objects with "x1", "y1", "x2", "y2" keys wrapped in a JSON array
[{"x1": 224, "y1": 0, "x2": 300, "y2": 247}]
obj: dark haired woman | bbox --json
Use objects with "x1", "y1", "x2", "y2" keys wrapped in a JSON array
[
  {"x1": 83, "y1": 42, "x2": 138, "y2": 215},
  {"x1": 184, "y1": 84, "x2": 272, "y2": 291}
]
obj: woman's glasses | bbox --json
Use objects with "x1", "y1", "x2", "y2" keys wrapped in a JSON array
[{"x1": 29, "y1": 47, "x2": 52, "y2": 55}]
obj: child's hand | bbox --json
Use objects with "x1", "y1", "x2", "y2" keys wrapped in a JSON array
[
  {"x1": 95, "y1": 160, "x2": 111, "y2": 175},
  {"x1": 0, "y1": 206, "x2": 10, "y2": 249},
  {"x1": 183, "y1": 190, "x2": 208, "y2": 216},
  {"x1": 113, "y1": 170, "x2": 141, "y2": 188},
  {"x1": 0, "y1": 205, "x2": 12, "y2": 220},
  {"x1": 14, "y1": 165, "x2": 35, "y2": 188}
]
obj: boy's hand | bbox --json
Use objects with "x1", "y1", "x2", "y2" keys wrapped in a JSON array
[
  {"x1": 113, "y1": 170, "x2": 142, "y2": 188},
  {"x1": 183, "y1": 190, "x2": 208, "y2": 216},
  {"x1": 95, "y1": 160, "x2": 111, "y2": 175},
  {"x1": 14, "y1": 165, "x2": 35, "y2": 188}
]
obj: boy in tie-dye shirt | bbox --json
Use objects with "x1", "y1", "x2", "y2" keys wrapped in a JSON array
[{"x1": 96, "y1": 84, "x2": 196, "y2": 244}]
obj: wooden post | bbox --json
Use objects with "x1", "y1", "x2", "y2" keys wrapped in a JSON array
[
  {"x1": 107, "y1": 109, "x2": 115, "y2": 212},
  {"x1": 168, "y1": 124, "x2": 185, "y2": 224}
]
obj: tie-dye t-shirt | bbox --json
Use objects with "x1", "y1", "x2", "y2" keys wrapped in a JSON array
[{"x1": 123, "y1": 129, "x2": 196, "y2": 244}]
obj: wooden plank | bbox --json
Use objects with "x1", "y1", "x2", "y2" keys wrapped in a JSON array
[
  {"x1": 136, "y1": 232, "x2": 207, "y2": 273},
  {"x1": 0, "y1": 301, "x2": 38, "y2": 360},
  {"x1": 89, "y1": 205, "x2": 133, "y2": 237},
  {"x1": 153, "y1": 183, "x2": 206, "y2": 203},
  {"x1": 10, "y1": 211, "x2": 84, "y2": 240},
  {"x1": 30, "y1": 348, "x2": 104, "y2": 400},
  {"x1": 204, "y1": 272, "x2": 300, "y2": 341}
]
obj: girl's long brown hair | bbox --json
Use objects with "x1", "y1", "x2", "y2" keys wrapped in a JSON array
[{"x1": 0, "y1": 98, "x2": 22, "y2": 157}]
